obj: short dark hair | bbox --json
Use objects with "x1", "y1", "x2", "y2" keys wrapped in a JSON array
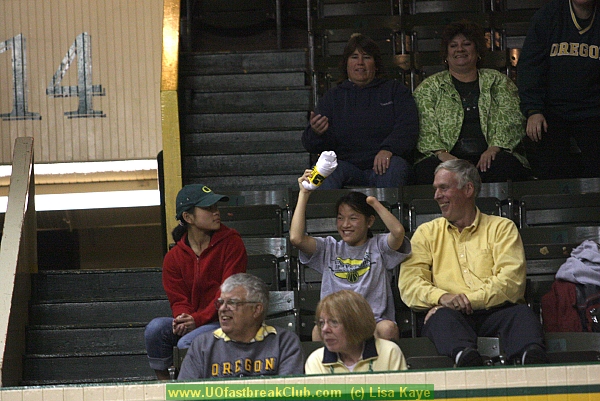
[
  {"x1": 335, "y1": 191, "x2": 376, "y2": 238},
  {"x1": 339, "y1": 33, "x2": 385, "y2": 80},
  {"x1": 440, "y1": 20, "x2": 487, "y2": 69}
]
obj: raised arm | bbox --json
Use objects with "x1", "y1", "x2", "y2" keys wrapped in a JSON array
[
  {"x1": 289, "y1": 170, "x2": 317, "y2": 255},
  {"x1": 366, "y1": 196, "x2": 405, "y2": 251}
]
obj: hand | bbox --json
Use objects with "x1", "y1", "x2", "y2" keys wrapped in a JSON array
[
  {"x1": 476, "y1": 146, "x2": 501, "y2": 172},
  {"x1": 309, "y1": 112, "x2": 329, "y2": 135},
  {"x1": 365, "y1": 195, "x2": 380, "y2": 207},
  {"x1": 424, "y1": 305, "x2": 444, "y2": 324},
  {"x1": 172, "y1": 313, "x2": 196, "y2": 336},
  {"x1": 373, "y1": 150, "x2": 393, "y2": 175},
  {"x1": 438, "y1": 293, "x2": 473, "y2": 315},
  {"x1": 526, "y1": 113, "x2": 547, "y2": 142},
  {"x1": 437, "y1": 151, "x2": 457, "y2": 162},
  {"x1": 297, "y1": 169, "x2": 314, "y2": 192}
]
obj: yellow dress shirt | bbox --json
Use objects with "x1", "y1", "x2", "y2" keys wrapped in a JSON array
[{"x1": 399, "y1": 209, "x2": 526, "y2": 311}]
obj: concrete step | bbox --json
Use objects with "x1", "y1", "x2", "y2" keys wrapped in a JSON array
[
  {"x1": 26, "y1": 325, "x2": 146, "y2": 355},
  {"x1": 21, "y1": 353, "x2": 155, "y2": 385},
  {"x1": 31, "y1": 268, "x2": 163, "y2": 302},
  {"x1": 180, "y1": 72, "x2": 306, "y2": 91},
  {"x1": 29, "y1": 299, "x2": 170, "y2": 326},
  {"x1": 181, "y1": 88, "x2": 311, "y2": 114},
  {"x1": 181, "y1": 111, "x2": 307, "y2": 133},
  {"x1": 179, "y1": 49, "x2": 307, "y2": 75},
  {"x1": 184, "y1": 130, "x2": 306, "y2": 155},
  {"x1": 183, "y1": 152, "x2": 307, "y2": 177}
]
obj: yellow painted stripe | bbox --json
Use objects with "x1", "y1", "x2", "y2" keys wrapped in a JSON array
[
  {"x1": 160, "y1": 0, "x2": 182, "y2": 245},
  {"x1": 160, "y1": 90, "x2": 182, "y2": 245},
  {"x1": 162, "y1": 0, "x2": 180, "y2": 91}
]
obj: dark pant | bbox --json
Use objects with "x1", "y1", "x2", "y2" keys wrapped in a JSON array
[
  {"x1": 526, "y1": 114, "x2": 600, "y2": 180},
  {"x1": 414, "y1": 151, "x2": 531, "y2": 185},
  {"x1": 144, "y1": 317, "x2": 220, "y2": 370},
  {"x1": 319, "y1": 156, "x2": 413, "y2": 189},
  {"x1": 421, "y1": 304, "x2": 544, "y2": 361}
]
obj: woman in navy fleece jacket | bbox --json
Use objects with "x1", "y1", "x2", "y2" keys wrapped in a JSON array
[{"x1": 302, "y1": 34, "x2": 419, "y2": 188}]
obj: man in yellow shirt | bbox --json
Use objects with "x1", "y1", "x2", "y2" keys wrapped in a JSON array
[{"x1": 399, "y1": 159, "x2": 547, "y2": 367}]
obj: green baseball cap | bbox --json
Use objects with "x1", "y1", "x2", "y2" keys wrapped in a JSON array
[{"x1": 175, "y1": 184, "x2": 229, "y2": 220}]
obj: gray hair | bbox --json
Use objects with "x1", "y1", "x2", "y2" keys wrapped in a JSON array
[
  {"x1": 435, "y1": 159, "x2": 481, "y2": 197},
  {"x1": 221, "y1": 273, "x2": 270, "y2": 314}
]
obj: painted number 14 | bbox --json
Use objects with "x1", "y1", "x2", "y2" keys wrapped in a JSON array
[{"x1": 0, "y1": 32, "x2": 105, "y2": 121}]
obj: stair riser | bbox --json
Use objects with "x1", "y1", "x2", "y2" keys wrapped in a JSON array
[
  {"x1": 182, "y1": 111, "x2": 308, "y2": 132},
  {"x1": 179, "y1": 51, "x2": 307, "y2": 75},
  {"x1": 32, "y1": 270, "x2": 163, "y2": 302},
  {"x1": 183, "y1": 89, "x2": 311, "y2": 114},
  {"x1": 26, "y1": 327, "x2": 146, "y2": 355},
  {"x1": 186, "y1": 174, "x2": 302, "y2": 191},
  {"x1": 183, "y1": 131, "x2": 305, "y2": 155},
  {"x1": 29, "y1": 300, "x2": 171, "y2": 326},
  {"x1": 183, "y1": 153, "x2": 308, "y2": 177},
  {"x1": 22, "y1": 354, "x2": 154, "y2": 385},
  {"x1": 180, "y1": 72, "x2": 306, "y2": 91}
]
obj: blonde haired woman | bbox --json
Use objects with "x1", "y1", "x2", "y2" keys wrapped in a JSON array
[{"x1": 305, "y1": 290, "x2": 407, "y2": 374}]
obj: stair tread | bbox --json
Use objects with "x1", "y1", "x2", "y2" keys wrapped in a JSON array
[
  {"x1": 21, "y1": 376, "x2": 156, "y2": 386},
  {"x1": 30, "y1": 295, "x2": 167, "y2": 305},
  {"x1": 181, "y1": 85, "x2": 310, "y2": 93},
  {"x1": 24, "y1": 350, "x2": 147, "y2": 359},
  {"x1": 179, "y1": 67, "x2": 307, "y2": 75},
  {"x1": 35, "y1": 267, "x2": 162, "y2": 274},
  {"x1": 27, "y1": 322, "x2": 149, "y2": 330}
]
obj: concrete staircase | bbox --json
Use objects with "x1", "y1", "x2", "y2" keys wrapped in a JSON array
[
  {"x1": 22, "y1": 268, "x2": 169, "y2": 385},
  {"x1": 178, "y1": 49, "x2": 312, "y2": 191}
]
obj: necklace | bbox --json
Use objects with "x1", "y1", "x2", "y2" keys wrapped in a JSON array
[
  {"x1": 453, "y1": 76, "x2": 479, "y2": 112},
  {"x1": 461, "y1": 91, "x2": 478, "y2": 112}
]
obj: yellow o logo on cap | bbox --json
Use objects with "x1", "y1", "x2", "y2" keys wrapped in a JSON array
[{"x1": 202, "y1": 186, "x2": 212, "y2": 193}]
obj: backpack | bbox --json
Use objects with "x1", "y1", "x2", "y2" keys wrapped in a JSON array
[{"x1": 575, "y1": 283, "x2": 600, "y2": 332}]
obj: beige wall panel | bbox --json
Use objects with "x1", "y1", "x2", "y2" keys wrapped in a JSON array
[{"x1": 0, "y1": 0, "x2": 163, "y2": 164}]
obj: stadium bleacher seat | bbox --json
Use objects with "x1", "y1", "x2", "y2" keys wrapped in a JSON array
[
  {"x1": 516, "y1": 192, "x2": 600, "y2": 228},
  {"x1": 545, "y1": 332, "x2": 600, "y2": 363},
  {"x1": 220, "y1": 204, "x2": 284, "y2": 237},
  {"x1": 243, "y1": 237, "x2": 293, "y2": 290}
]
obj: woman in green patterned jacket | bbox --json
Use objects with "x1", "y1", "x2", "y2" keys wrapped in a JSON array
[{"x1": 412, "y1": 20, "x2": 531, "y2": 184}]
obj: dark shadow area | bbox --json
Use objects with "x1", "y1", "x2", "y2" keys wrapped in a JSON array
[{"x1": 37, "y1": 230, "x2": 80, "y2": 270}]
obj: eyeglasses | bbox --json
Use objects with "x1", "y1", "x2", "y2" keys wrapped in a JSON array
[
  {"x1": 214, "y1": 298, "x2": 260, "y2": 311},
  {"x1": 316, "y1": 319, "x2": 341, "y2": 329}
]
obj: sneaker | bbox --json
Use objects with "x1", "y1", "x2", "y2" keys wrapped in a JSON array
[
  {"x1": 521, "y1": 344, "x2": 549, "y2": 365},
  {"x1": 456, "y1": 347, "x2": 484, "y2": 367}
]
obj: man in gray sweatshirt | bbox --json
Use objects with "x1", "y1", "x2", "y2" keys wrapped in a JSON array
[{"x1": 178, "y1": 273, "x2": 303, "y2": 379}]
